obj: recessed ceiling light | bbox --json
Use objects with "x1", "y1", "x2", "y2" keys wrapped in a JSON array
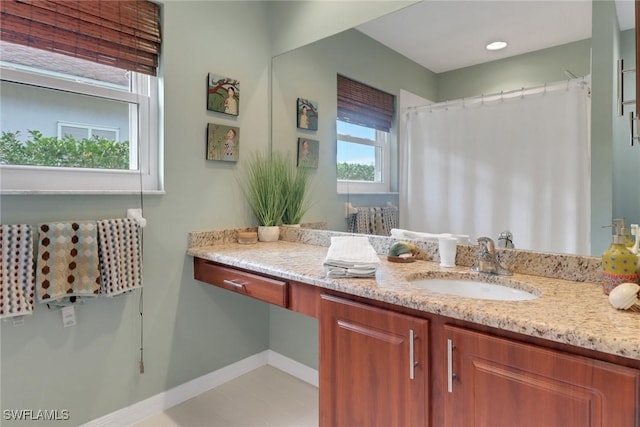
[{"x1": 486, "y1": 41, "x2": 508, "y2": 51}]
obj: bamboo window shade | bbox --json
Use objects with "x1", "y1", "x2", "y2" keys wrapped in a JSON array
[
  {"x1": 337, "y1": 74, "x2": 395, "y2": 132},
  {"x1": 0, "y1": 0, "x2": 161, "y2": 76}
]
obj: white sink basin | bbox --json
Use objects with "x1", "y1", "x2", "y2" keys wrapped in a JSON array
[{"x1": 410, "y1": 278, "x2": 539, "y2": 301}]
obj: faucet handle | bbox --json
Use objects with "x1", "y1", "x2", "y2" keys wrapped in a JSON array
[{"x1": 476, "y1": 237, "x2": 495, "y2": 253}]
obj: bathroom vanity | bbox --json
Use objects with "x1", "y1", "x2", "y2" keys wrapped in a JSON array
[{"x1": 189, "y1": 238, "x2": 640, "y2": 427}]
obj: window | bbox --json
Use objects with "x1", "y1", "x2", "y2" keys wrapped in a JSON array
[
  {"x1": 336, "y1": 75, "x2": 395, "y2": 194},
  {"x1": 337, "y1": 121, "x2": 390, "y2": 193},
  {"x1": 0, "y1": 0, "x2": 161, "y2": 194},
  {"x1": 58, "y1": 123, "x2": 120, "y2": 144}
]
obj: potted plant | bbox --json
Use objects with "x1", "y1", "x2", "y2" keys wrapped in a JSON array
[
  {"x1": 282, "y1": 163, "x2": 312, "y2": 226},
  {"x1": 238, "y1": 151, "x2": 289, "y2": 242}
]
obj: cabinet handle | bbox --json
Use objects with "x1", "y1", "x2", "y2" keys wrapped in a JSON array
[
  {"x1": 630, "y1": 112, "x2": 639, "y2": 146},
  {"x1": 447, "y1": 339, "x2": 456, "y2": 392},
  {"x1": 223, "y1": 279, "x2": 247, "y2": 291},
  {"x1": 409, "y1": 329, "x2": 418, "y2": 380}
]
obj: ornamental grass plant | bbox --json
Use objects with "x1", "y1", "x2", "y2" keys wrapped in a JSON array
[
  {"x1": 282, "y1": 163, "x2": 312, "y2": 225},
  {"x1": 239, "y1": 151, "x2": 290, "y2": 227}
]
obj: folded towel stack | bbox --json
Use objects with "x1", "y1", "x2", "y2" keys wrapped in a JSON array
[
  {"x1": 323, "y1": 236, "x2": 380, "y2": 278},
  {"x1": 0, "y1": 224, "x2": 35, "y2": 318}
]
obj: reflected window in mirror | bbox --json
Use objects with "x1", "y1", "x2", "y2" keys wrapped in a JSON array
[{"x1": 336, "y1": 75, "x2": 394, "y2": 194}]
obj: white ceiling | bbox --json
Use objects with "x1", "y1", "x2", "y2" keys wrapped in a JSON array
[{"x1": 357, "y1": 0, "x2": 635, "y2": 74}]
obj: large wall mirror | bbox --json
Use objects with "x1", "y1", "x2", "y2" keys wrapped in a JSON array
[{"x1": 271, "y1": 0, "x2": 638, "y2": 257}]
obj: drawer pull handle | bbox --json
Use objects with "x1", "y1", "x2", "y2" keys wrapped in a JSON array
[{"x1": 223, "y1": 279, "x2": 248, "y2": 291}]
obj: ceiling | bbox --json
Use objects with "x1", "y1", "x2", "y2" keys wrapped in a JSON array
[{"x1": 357, "y1": 0, "x2": 635, "y2": 74}]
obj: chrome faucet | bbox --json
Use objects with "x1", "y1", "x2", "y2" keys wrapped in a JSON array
[{"x1": 471, "y1": 237, "x2": 511, "y2": 275}]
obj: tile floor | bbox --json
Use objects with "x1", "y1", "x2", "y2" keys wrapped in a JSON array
[{"x1": 133, "y1": 366, "x2": 319, "y2": 427}]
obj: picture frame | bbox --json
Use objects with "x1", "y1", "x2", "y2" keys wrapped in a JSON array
[
  {"x1": 296, "y1": 98, "x2": 318, "y2": 130},
  {"x1": 207, "y1": 73, "x2": 240, "y2": 116},
  {"x1": 297, "y1": 138, "x2": 319, "y2": 169},
  {"x1": 207, "y1": 123, "x2": 240, "y2": 162}
]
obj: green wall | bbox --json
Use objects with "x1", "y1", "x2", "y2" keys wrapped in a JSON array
[
  {"x1": 437, "y1": 39, "x2": 592, "y2": 101},
  {"x1": 268, "y1": 1, "x2": 419, "y2": 57},
  {"x1": 0, "y1": 2, "x2": 273, "y2": 425}
]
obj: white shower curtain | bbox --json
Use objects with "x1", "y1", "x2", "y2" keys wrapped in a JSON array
[{"x1": 400, "y1": 82, "x2": 590, "y2": 255}]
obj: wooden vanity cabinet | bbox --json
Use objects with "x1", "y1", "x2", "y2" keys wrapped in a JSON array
[
  {"x1": 194, "y1": 258, "x2": 288, "y2": 307},
  {"x1": 319, "y1": 294, "x2": 429, "y2": 427},
  {"x1": 441, "y1": 325, "x2": 640, "y2": 427},
  {"x1": 193, "y1": 258, "x2": 640, "y2": 426}
]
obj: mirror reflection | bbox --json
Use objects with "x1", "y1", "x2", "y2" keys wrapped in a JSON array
[{"x1": 271, "y1": 0, "x2": 638, "y2": 257}]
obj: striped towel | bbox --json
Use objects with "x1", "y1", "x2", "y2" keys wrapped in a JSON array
[
  {"x1": 97, "y1": 218, "x2": 143, "y2": 296},
  {"x1": 349, "y1": 206, "x2": 398, "y2": 236},
  {"x1": 36, "y1": 221, "x2": 101, "y2": 306},
  {"x1": 0, "y1": 224, "x2": 35, "y2": 318}
]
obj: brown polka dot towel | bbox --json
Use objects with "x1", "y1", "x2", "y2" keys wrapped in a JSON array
[
  {"x1": 0, "y1": 224, "x2": 35, "y2": 319},
  {"x1": 36, "y1": 221, "x2": 101, "y2": 306},
  {"x1": 97, "y1": 218, "x2": 142, "y2": 296}
]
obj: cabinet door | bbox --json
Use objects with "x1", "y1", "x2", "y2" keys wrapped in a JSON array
[
  {"x1": 320, "y1": 295, "x2": 429, "y2": 427},
  {"x1": 444, "y1": 325, "x2": 640, "y2": 427}
]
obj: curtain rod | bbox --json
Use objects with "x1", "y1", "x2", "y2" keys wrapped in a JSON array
[{"x1": 406, "y1": 76, "x2": 590, "y2": 114}]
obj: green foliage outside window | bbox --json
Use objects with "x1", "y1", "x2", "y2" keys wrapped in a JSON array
[
  {"x1": 337, "y1": 162, "x2": 375, "y2": 181},
  {"x1": 0, "y1": 130, "x2": 129, "y2": 169}
]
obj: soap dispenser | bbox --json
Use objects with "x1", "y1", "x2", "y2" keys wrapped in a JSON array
[
  {"x1": 630, "y1": 224, "x2": 640, "y2": 256},
  {"x1": 601, "y1": 218, "x2": 640, "y2": 295}
]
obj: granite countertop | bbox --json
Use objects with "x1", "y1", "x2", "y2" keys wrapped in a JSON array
[{"x1": 187, "y1": 240, "x2": 640, "y2": 361}]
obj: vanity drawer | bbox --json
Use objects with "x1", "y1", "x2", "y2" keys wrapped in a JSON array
[{"x1": 194, "y1": 258, "x2": 287, "y2": 307}]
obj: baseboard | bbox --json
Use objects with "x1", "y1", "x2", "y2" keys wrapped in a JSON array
[
  {"x1": 267, "y1": 349, "x2": 319, "y2": 387},
  {"x1": 82, "y1": 350, "x2": 318, "y2": 427}
]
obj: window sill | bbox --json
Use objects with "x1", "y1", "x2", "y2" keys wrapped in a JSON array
[{"x1": 0, "y1": 189, "x2": 165, "y2": 196}]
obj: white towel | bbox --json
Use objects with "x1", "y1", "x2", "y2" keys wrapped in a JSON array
[
  {"x1": 324, "y1": 236, "x2": 380, "y2": 278},
  {"x1": 390, "y1": 228, "x2": 470, "y2": 244}
]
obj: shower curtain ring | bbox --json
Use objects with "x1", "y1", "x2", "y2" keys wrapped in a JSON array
[{"x1": 521, "y1": 87, "x2": 525, "y2": 99}]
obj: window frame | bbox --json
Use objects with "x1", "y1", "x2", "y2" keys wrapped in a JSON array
[
  {"x1": 57, "y1": 122, "x2": 120, "y2": 143},
  {"x1": 0, "y1": 65, "x2": 161, "y2": 194},
  {"x1": 336, "y1": 120, "x2": 391, "y2": 194}
]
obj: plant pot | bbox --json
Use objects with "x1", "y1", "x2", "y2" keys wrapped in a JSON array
[{"x1": 257, "y1": 225, "x2": 280, "y2": 242}]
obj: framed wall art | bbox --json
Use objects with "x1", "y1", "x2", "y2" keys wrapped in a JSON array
[
  {"x1": 297, "y1": 138, "x2": 319, "y2": 169},
  {"x1": 297, "y1": 98, "x2": 318, "y2": 130},
  {"x1": 207, "y1": 123, "x2": 240, "y2": 162},
  {"x1": 207, "y1": 74, "x2": 240, "y2": 116}
]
